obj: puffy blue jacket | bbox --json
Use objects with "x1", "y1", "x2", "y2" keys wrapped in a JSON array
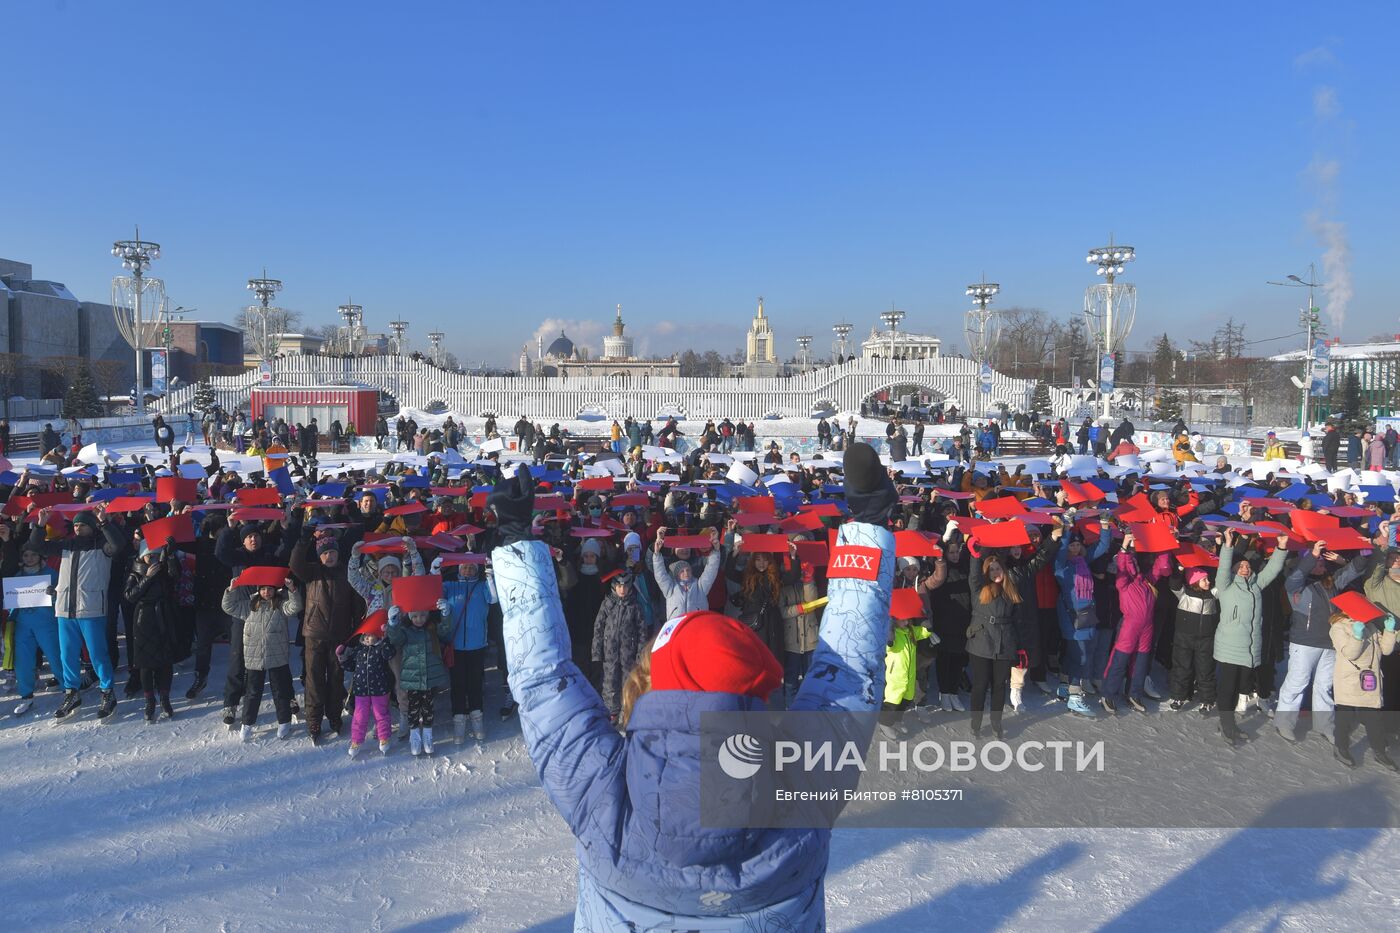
[
  {"x1": 492, "y1": 521, "x2": 893, "y2": 930},
  {"x1": 443, "y1": 576, "x2": 496, "y2": 651}
]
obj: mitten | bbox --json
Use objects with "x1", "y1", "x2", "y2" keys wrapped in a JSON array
[
  {"x1": 430, "y1": 556, "x2": 444, "y2": 575},
  {"x1": 388, "y1": 606, "x2": 403, "y2": 627},
  {"x1": 487, "y1": 466, "x2": 535, "y2": 546},
  {"x1": 1352, "y1": 621, "x2": 1366, "y2": 640},
  {"x1": 843, "y1": 443, "x2": 897, "y2": 526},
  {"x1": 1386, "y1": 615, "x2": 1397, "y2": 633},
  {"x1": 435, "y1": 598, "x2": 449, "y2": 613}
]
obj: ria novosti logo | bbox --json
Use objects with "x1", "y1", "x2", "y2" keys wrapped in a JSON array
[{"x1": 717, "y1": 733, "x2": 765, "y2": 779}]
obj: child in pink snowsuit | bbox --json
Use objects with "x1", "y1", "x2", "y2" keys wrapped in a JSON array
[
  {"x1": 1102, "y1": 541, "x2": 1170, "y2": 711},
  {"x1": 337, "y1": 633, "x2": 396, "y2": 756}
]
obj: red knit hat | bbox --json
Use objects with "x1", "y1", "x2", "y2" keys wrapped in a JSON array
[{"x1": 649, "y1": 611, "x2": 783, "y2": 699}]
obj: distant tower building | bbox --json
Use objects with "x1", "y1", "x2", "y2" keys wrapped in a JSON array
[
  {"x1": 744, "y1": 296, "x2": 779, "y2": 376},
  {"x1": 519, "y1": 344, "x2": 530, "y2": 375},
  {"x1": 602, "y1": 304, "x2": 634, "y2": 360}
]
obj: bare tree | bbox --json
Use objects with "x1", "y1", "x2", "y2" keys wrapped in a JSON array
[{"x1": 236, "y1": 306, "x2": 303, "y2": 361}]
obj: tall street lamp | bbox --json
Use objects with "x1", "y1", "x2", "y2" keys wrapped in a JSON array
[
  {"x1": 1267, "y1": 264, "x2": 1324, "y2": 429},
  {"x1": 832, "y1": 322, "x2": 853, "y2": 363},
  {"x1": 796, "y1": 335, "x2": 812, "y2": 371},
  {"x1": 389, "y1": 317, "x2": 409, "y2": 357},
  {"x1": 428, "y1": 331, "x2": 445, "y2": 367},
  {"x1": 247, "y1": 272, "x2": 284, "y2": 362},
  {"x1": 111, "y1": 227, "x2": 164, "y2": 417},
  {"x1": 1085, "y1": 239, "x2": 1137, "y2": 419},
  {"x1": 879, "y1": 309, "x2": 905, "y2": 361},
  {"x1": 964, "y1": 278, "x2": 1001, "y2": 365},
  {"x1": 338, "y1": 301, "x2": 363, "y2": 355}
]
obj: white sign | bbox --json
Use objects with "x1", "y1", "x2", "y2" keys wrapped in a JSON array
[
  {"x1": 3, "y1": 575, "x2": 53, "y2": 610},
  {"x1": 258, "y1": 362, "x2": 273, "y2": 384},
  {"x1": 979, "y1": 362, "x2": 993, "y2": 395}
]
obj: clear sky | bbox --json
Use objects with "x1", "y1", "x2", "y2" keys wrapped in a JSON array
[{"x1": 4, "y1": 1, "x2": 1397, "y2": 367}]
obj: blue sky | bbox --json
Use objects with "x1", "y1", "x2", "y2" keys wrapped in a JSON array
[{"x1": 4, "y1": 2, "x2": 1398, "y2": 367}]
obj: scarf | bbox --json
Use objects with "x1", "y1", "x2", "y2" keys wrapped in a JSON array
[{"x1": 1071, "y1": 555, "x2": 1094, "y2": 603}]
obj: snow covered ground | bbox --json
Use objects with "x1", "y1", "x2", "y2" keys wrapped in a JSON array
[{"x1": 4, "y1": 440, "x2": 1399, "y2": 931}]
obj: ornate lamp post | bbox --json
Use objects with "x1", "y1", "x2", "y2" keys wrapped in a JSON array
[
  {"x1": 110, "y1": 228, "x2": 164, "y2": 416},
  {"x1": 389, "y1": 317, "x2": 409, "y2": 357},
  {"x1": 1085, "y1": 239, "x2": 1137, "y2": 419},
  {"x1": 796, "y1": 335, "x2": 812, "y2": 371},
  {"x1": 964, "y1": 278, "x2": 1001, "y2": 364},
  {"x1": 428, "y1": 331, "x2": 445, "y2": 367},
  {"x1": 879, "y1": 309, "x2": 905, "y2": 361},
  {"x1": 247, "y1": 273, "x2": 284, "y2": 362},
  {"x1": 832, "y1": 322, "x2": 853, "y2": 363},
  {"x1": 338, "y1": 302, "x2": 363, "y2": 355}
]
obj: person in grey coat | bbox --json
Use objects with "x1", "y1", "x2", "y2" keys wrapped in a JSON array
[
  {"x1": 591, "y1": 571, "x2": 648, "y2": 719},
  {"x1": 222, "y1": 577, "x2": 303, "y2": 738},
  {"x1": 1213, "y1": 530, "x2": 1287, "y2": 745},
  {"x1": 648, "y1": 527, "x2": 722, "y2": 620}
]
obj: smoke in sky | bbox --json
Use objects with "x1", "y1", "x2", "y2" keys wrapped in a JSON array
[{"x1": 1298, "y1": 45, "x2": 1352, "y2": 335}]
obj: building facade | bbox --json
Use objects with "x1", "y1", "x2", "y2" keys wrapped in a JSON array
[
  {"x1": 861, "y1": 326, "x2": 941, "y2": 361},
  {"x1": 1, "y1": 257, "x2": 133, "y2": 399},
  {"x1": 524, "y1": 307, "x2": 680, "y2": 380},
  {"x1": 743, "y1": 297, "x2": 779, "y2": 376}
]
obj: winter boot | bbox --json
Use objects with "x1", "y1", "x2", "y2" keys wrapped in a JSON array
[
  {"x1": 144, "y1": 694, "x2": 157, "y2": 723},
  {"x1": 1126, "y1": 695, "x2": 1147, "y2": 713},
  {"x1": 410, "y1": 728, "x2": 424, "y2": 756},
  {"x1": 470, "y1": 710, "x2": 485, "y2": 741},
  {"x1": 950, "y1": 694, "x2": 967, "y2": 712},
  {"x1": 453, "y1": 714, "x2": 468, "y2": 745},
  {"x1": 277, "y1": 722, "x2": 291, "y2": 740},
  {"x1": 239, "y1": 724, "x2": 253, "y2": 742},
  {"x1": 1334, "y1": 745, "x2": 1357, "y2": 768},
  {"x1": 160, "y1": 693, "x2": 174, "y2": 719},
  {"x1": 185, "y1": 673, "x2": 207, "y2": 700},
  {"x1": 940, "y1": 693, "x2": 957, "y2": 712},
  {"x1": 422, "y1": 727, "x2": 434, "y2": 755},
  {"x1": 379, "y1": 739, "x2": 391, "y2": 755},
  {"x1": 348, "y1": 742, "x2": 362, "y2": 759},
  {"x1": 1066, "y1": 691, "x2": 1095, "y2": 718},
  {"x1": 55, "y1": 690, "x2": 82, "y2": 720},
  {"x1": 1009, "y1": 687, "x2": 1024, "y2": 712},
  {"x1": 97, "y1": 690, "x2": 117, "y2": 720},
  {"x1": 1235, "y1": 694, "x2": 1249, "y2": 714},
  {"x1": 124, "y1": 677, "x2": 141, "y2": 699},
  {"x1": 500, "y1": 700, "x2": 518, "y2": 721}
]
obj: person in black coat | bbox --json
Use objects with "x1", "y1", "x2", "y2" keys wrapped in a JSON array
[{"x1": 124, "y1": 544, "x2": 185, "y2": 721}]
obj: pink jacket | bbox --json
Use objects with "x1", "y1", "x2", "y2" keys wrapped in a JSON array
[{"x1": 1114, "y1": 551, "x2": 1171, "y2": 646}]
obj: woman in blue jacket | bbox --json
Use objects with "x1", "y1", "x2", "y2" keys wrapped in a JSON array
[
  {"x1": 488, "y1": 444, "x2": 896, "y2": 930},
  {"x1": 1053, "y1": 517, "x2": 1112, "y2": 717}
]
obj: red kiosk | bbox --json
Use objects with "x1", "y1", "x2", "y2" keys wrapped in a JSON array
[{"x1": 250, "y1": 386, "x2": 379, "y2": 432}]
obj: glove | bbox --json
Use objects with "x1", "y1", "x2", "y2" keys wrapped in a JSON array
[
  {"x1": 943, "y1": 519, "x2": 960, "y2": 542},
  {"x1": 435, "y1": 598, "x2": 449, "y2": 613},
  {"x1": 430, "y1": 556, "x2": 443, "y2": 575},
  {"x1": 843, "y1": 442, "x2": 897, "y2": 526},
  {"x1": 388, "y1": 605, "x2": 402, "y2": 627},
  {"x1": 926, "y1": 631, "x2": 941, "y2": 647},
  {"x1": 334, "y1": 644, "x2": 347, "y2": 660},
  {"x1": 1386, "y1": 615, "x2": 1397, "y2": 633},
  {"x1": 487, "y1": 465, "x2": 535, "y2": 546},
  {"x1": 1352, "y1": 621, "x2": 1366, "y2": 640}
]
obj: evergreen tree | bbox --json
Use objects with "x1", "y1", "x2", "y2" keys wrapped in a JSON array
[
  {"x1": 194, "y1": 379, "x2": 216, "y2": 412},
  {"x1": 1151, "y1": 333, "x2": 1182, "y2": 383},
  {"x1": 1154, "y1": 387, "x2": 1184, "y2": 423},
  {"x1": 1031, "y1": 381, "x2": 1051, "y2": 414},
  {"x1": 1339, "y1": 369, "x2": 1365, "y2": 431},
  {"x1": 62, "y1": 364, "x2": 102, "y2": 419}
]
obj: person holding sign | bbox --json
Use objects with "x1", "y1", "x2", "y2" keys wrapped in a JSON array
[
  {"x1": 8, "y1": 543, "x2": 59, "y2": 716},
  {"x1": 385, "y1": 592, "x2": 453, "y2": 757},
  {"x1": 122, "y1": 542, "x2": 186, "y2": 722},
  {"x1": 221, "y1": 570, "x2": 303, "y2": 741},
  {"x1": 649, "y1": 527, "x2": 722, "y2": 619},
  {"x1": 27, "y1": 505, "x2": 129, "y2": 722}
]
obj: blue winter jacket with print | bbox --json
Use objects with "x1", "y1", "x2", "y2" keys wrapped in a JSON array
[{"x1": 492, "y1": 521, "x2": 894, "y2": 931}]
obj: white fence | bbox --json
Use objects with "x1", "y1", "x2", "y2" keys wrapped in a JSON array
[{"x1": 159, "y1": 356, "x2": 1081, "y2": 421}]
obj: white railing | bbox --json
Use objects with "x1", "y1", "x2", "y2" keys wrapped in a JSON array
[{"x1": 159, "y1": 355, "x2": 1080, "y2": 420}]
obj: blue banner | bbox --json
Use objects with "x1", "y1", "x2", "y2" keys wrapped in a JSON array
[
  {"x1": 150, "y1": 349, "x2": 168, "y2": 395},
  {"x1": 1099, "y1": 354, "x2": 1115, "y2": 394},
  {"x1": 1308, "y1": 339, "x2": 1330, "y2": 396},
  {"x1": 978, "y1": 362, "x2": 993, "y2": 395}
]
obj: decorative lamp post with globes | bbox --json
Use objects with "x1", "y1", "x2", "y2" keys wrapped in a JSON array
[
  {"x1": 879, "y1": 309, "x2": 905, "y2": 362},
  {"x1": 964, "y1": 278, "x2": 1001, "y2": 365},
  {"x1": 796, "y1": 335, "x2": 812, "y2": 372},
  {"x1": 1084, "y1": 239, "x2": 1137, "y2": 419},
  {"x1": 247, "y1": 273, "x2": 284, "y2": 363},
  {"x1": 832, "y1": 322, "x2": 853, "y2": 364},
  {"x1": 110, "y1": 228, "x2": 165, "y2": 417}
]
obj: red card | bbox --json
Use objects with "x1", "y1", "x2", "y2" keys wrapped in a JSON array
[
  {"x1": 971, "y1": 522, "x2": 1031, "y2": 549},
  {"x1": 391, "y1": 574, "x2": 443, "y2": 612},
  {"x1": 414, "y1": 534, "x2": 464, "y2": 552},
  {"x1": 1287, "y1": 509, "x2": 1340, "y2": 541},
  {"x1": 360, "y1": 541, "x2": 407, "y2": 554},
  {"x1": 143, "y1": 513, "x2": 195, "y2": 548},
  {"x1": 430, "y1": 487, "x2": 470, "y2": 497},
  {"x1": 734, "y1": 513, "x2": 777, "y2": 528},
  {"x1": 1019, "y1": 511, "x2": 1061, "y2": 526},
  {"x1": 610, "y1": 493, "x2": 651, "y2": 508},
  {"x1": 439, "y1": 552, "x2": 488, "y2": 566},
  {"x1": 303, "y1": 498, "x2": 349, "y2": 509},
  {"x1": 737, "y1": 496, "x2": 776, "y2": 515},
  {"x1": 363, "y1": 531, "x2": 400, "y2": 543},
  {"x1": 104, "y1": 496, "x2": 153, "y2": 515},
  {"x1": 1324, "y1": 505, "x2": 1374, "y2": 519},
  {"x1": 1115, "y1": 493, "x2": 1157, "y2": 523},
  {"x1": 233, "y1": 566, "x2": 290, "y2": 588},
  {"x1": 470, "y1": 492, "x2": 489, "y2": 510},
  {"x1": 29, "y1": 492, "x2": 73, "y2": 510},
  {"x1": 385, "y1": 502, "x2": 428, "y2": 517},
  {"x1": 576, "y1": 476, "x2": 614, "y2": 492},
  {"x1": 795, "y1": 540, "x2": 829, "y2": 566},
  {"x1": 354, "y1": 609, "x2": 388, "y2": 638},
  {"x1": 231, "y1": 507, "x2": 285, "y2": 522},
  {"x1": 976, "y1": 496, "x2": 1028, "y2": 520},
  {"x1": 1317, "y1": 527, "x2": 1374, "y2": 551},
  {"x1": 156, "y1": 477, "x2": 199, "y2": 504},
  {"x1": 569, "y1": 526, "x2": 614, "y2": 538},
  {"x1": 1244, "y1": 498, "x2": 1295, "y2": 513},
  {"x1": 778, "y1": 512, "x2": 825, "y2": 533},
  {"x1": 50, "y1": 502, "x2": 97, "y2": 514},
  {"x1": 895, "y1": 530, "x2": 942, "y2": 558},
  {"x1": 1, "y1": 495, "x2": 32, "y2": 517},
  {"x1": 236, "y1": 487, "x2": 281, "y2": 506},
  {"x1": 1174, "y1": 543, "x2": 1219, "y2": 569},
  {"x1": 1331, "y1": 591, "x2": 1386, "y2": 624},
  {"x1": 1128, "y1": 522, "x2": 1178, "y2": 554},
  {"x1": 799, "y1": 503, "x2": 844, "y2": 518},
  {"x1": 1061, "y1": 481, "x2": 1105, "y2": 505},
  {"x1": 890, "y1": 588, "x2": 925, "y2": 620},
  {"x1": 739, "y1": 533, "x2": 790, "y2": 554},
  {"x1": 191, "y1": 502, "x2": 235, "y2": 511},
  {"x1": 532, "y1": 495, "x2": 573, "y2": 512},
  {"x1": 663, "y1": 534, "x2": 714, "y2": 550},
  {"x1": 449, "y1": 523, "x2": 485, "y2": 536}
]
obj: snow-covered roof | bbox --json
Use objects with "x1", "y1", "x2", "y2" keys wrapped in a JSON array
[{"x1": 1271, "y1": 339, "x2": 1400, "y2": 361}]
